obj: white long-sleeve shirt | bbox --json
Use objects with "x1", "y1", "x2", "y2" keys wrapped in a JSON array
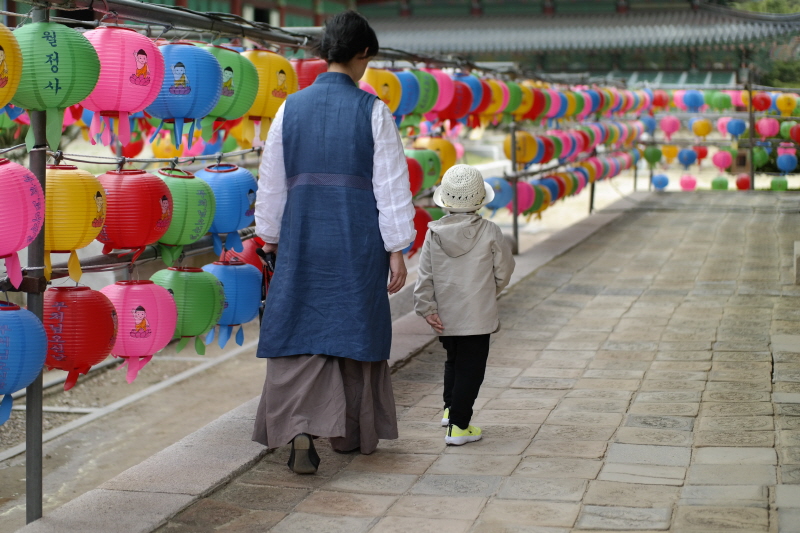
[{"x1": 255, "y1": 99, "x2": 416, "y2": 253}]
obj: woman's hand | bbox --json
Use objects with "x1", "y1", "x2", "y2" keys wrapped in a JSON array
[
  {"x1": 260, "y1": 242, "x2": 278, "y2": 263},
  {"x1": 425, "y1": 313, "x2": 444, "y2": 333},
  {"x1": 387, "y1": 251, "x2": 406, "y2": 294}
]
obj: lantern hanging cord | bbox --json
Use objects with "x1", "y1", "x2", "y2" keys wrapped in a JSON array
[
  {"x1": 48, "y1": 147, "x2": 262, "y2": 167},
  {"x1": 0, "y1": 143, "x2": 27, "y2": 155}
]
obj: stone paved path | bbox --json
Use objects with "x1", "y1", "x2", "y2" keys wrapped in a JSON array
[{"x1": 157, "y1": 192, "x2": 800, "y2": 533}]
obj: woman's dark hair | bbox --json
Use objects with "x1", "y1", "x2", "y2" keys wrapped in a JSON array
[{"x1": 315, "y1": 10, "x2": 379, "y2": 64}]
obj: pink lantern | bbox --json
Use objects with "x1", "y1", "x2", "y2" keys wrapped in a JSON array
[
  {"x1": 778, "y1": 142, "x2": 797, "y2": 156},
  {"x1": 756, "y1": 117, "x2": 779, "y2": 141},
  {"x1": 81, "y1": 27, "x2": 165, "y2": 146},
  {"x1": 660, "y1": 116, "x2": 681, "y2": 141},
  {"x1": 100, "y1": 280, "x2": 177, "y2": 383},
  {"x1": 673, "y1": 90, "x2": 687, "y2": 110},
  {"x1": 680, "y1": 174, "x2": 697, "y2": 191},
  {"x1": 358, "y1": 81, "x2": 377, "y2": 95},
  {"x1": 506, "y1": 181, "x2": 535, "y2": 213},
  {"x1": 716, "y1": 117, "x2": 731, "y2": 136},
  {"x1": 712, "y1": 150, "x2": 733, "y2": 171},
  {"x1": 545, "y1": 89, "x2": 561, "y2": 118},
  {"x1": 454, "y1": 142, "x2": 465, "y2": 160},
  {"x1": 0, "y1": 159, "x2": 43, "y2": 288},
  {"x1": 424, "y1": 69, "x2": 455, "y2": 112}
]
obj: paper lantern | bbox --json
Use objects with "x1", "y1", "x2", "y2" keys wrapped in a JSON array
[
  {"x1": 96, "y1": 169, "x2": 172, "y2": 261},
  {"x1": 778, "y1": 153, "x2": 797, "y2": 174},
  {"x1": 43, "y1": 287, "x2": 116, "y2": 390},
  {"x1": 679, "y1": 174, "x2": 697, "y2": 191},
  {"x1": 652, "y1": 90, "x2": 669, "y2": 108},
  {"x1": 711, "y1": 176, "x2": 729, "y2": 190},
  {"x1": 692, "y1": 118, "x2": 712, "y2": 139},
  {"x1": 45, "y1": 165, "x2": 105, "y2": 282},
  {"x1": 503, "y1": 131, "x2": 538, "y2": 164},
  {"x1": 241, "y1": 50, "x2": 297, "y2": 142},
  {"x1": 484, "y1": 177, "x2": 513, "y2": 215},
  {"x1": 290, "y1": 58, "x2": 327, "y2": 90},
  {"x1": 424, "y1": 69, "x2": 454, "y2": 113},
  {"x1": 201, "y1": 260, "x2": 261, "y2": 348},
  {"x1": 197, "y1": 45, "x2": 259, "y2": 142},
  {"x1": 0, "y1": 23, "x2": 22, "y2": 111},
  {"x1": 662, "y1": 145, "x2": 678, "y2": 164},
  {"x1": 0, "y1": 301, "x2": 47, "y2": 425},
  {"x1": 682, "y1": 90, "x2": 704, "y2": 112},
  {"x1": 221, "y1": 236, "x2": 265, "y2": 270},
  {"x1": 394, "y1": 70, "x2": 420, "y2": 117},
  {"x1": 155, "y1": 168, "x2": 216, "y2": 266},
  {"x1": 777, "y1": 93, "x2": 798, "y2": 117},
  {"x1": 145, "y1": 43, "x2": 222, "y2": 149},
  {"x1": 404, "y1": 149, "x2": 440, "y2": 189},
  {"x1": 413, "y1": 137, "x2": 456, "y2": 177},
  {"x1": 81, "y1": 27, "x2": 164, "y2": 147},
  {"x1": 678, "y1": 149, "x2": 697, "y2": 169},
  {"x1": 436, "y1": 80, "x2": 472, "y2": 123},
  {"x1": 652, "y1": 174, "x2": 669, "y2": 190},
  {"x1": 195, "y1": 164, "x2": 258, "y2": 255},
  {"x1": 364, "y1": 68, "x2": 402, "y2": 114},
  {"x1": 150, "y1": 267, "x2": 224, "y2": 355},
  {"x1": 643, "y1": 146, "x2": 662, "y2": 168},
  {"x1": 756, "y1": 117, "x2": 779, "y2": 141},
  {"x1": 736, "y1": 174, "x2": 751, "y2": 190},
  {"x1": 407, "y1": 156, "x2": 423, "y2": 196},
  {"x1": 772, "y1": 176, "x2": 789, "y2": 190},
  {"x1": 408, "y1": 206, "x2": 433, "y2": 256},
  {"x1": 504, "y1": 81, "x2": 522, "y2": 115},
  {"x1": 0, "y1": 159, "x2": 43, "y2": 288},
  {"x1": 410, "y1": 70, "x2": 438, "y2": 116},
  {"x1": 100, "y1": 280, "x2": 177, "y2": 383},
  {"x1": 693, "y1": 145, "x2": 708, "y2": 164},
  {"x1": 506, "y1": 181, "x2": 534, "y2": 214},
  {"x1": 659, "y1": 116, "x2": 680, "y2": 141},
  {"x1": 12, "y1": 22, "x2": 100, "y2": 149},
  {"x1": 712, "y1": 150, "x2": 733, "y2": 172},
  {"x1": 751, "y1": 93, "x2": 772, "y2": 112}
]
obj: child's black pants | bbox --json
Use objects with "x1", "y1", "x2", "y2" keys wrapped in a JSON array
[{"x1": 440, "y1": 334, "x2": 490, "y2": 430}]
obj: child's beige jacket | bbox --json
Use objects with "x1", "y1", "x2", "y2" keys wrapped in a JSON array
[{"x1": 413, "y1": 213, "x2": 515, "y2": 336}]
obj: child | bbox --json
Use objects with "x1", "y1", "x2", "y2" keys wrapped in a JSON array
[{"x1": 414, "y1": 164, "x2": 515, "y2": 445}]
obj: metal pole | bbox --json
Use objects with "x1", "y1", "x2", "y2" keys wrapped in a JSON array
[
  {"x1": 747, "y1": 68, "x2": 756, "y2": 191},
  {"x1": 649, "y1": 167, "x2": 653, "y2": 191},
  {"x1": 633, "y1": 159, "x2": 638, "y2": 191},
  {"x1": 589, "y1": 180, "x2": 596, "y2": 214},
  {"x1": 25, "y1": 5, "x2": 49, "y2": 523},
  {"x1": 509, "y1": 122, "x2": 519, "y2": 255}
]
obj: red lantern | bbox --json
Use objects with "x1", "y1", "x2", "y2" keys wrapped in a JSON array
[
  {"x1": 790, "y1": 125, "x2": 800, "y2": 145},
  {"x1": 407, "y1": 156, "x2": 423, "y2": 196},
  {"x1": 736, "y1": 174, "x2": 751, "y2": 190},
  {"x1": 220, "y1": 236, "x2": 265, "y2": 270},
  {"x1": 524, "y1": 88, "x2": 547, "y2": 121},
  {"x1": 692, "y1": 145, "x2": 708, "y2": 163},
  {"x1": 290, "y1": 59, "x2": 327, "y2": 90},
  {"x1": 97, "y1": 169, "x2": 173, "y2": 261},
  {"x1": 437, "y1": 81, "x2": 472, "y2": 122},
  {"x1": 44, "y1": 287, "x2": 117, "y2": 390},
  {"x1": 408, "y1": 206, "x2": 433, "y2": 257},
  {"x1": 539, "y1": 136, "x2": 555, "y2": 163},
  {"x1": 752, "y1": 93, "x2": 772, "y2": 112},
  {"x1": 652, "y1": 90, "x2": 669, "y2": 109},
  {"x1": 467, "y1": 79, "x2": 493, "y2": 128},
  {"x1": 109, "y1": 132, "x2": 145, "y2": 158}
]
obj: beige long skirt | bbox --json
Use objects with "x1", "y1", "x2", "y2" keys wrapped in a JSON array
[{"x1": 252, "y1": 354, "x2": 398, "y2": 454}]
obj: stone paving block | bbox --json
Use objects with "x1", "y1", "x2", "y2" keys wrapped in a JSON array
[
  {"x1": 573, "y1": 379, "x2": 643, "y2": 391},
  {"x1": 482, "y1": 398, "x2": 559, "y2": 411},
  {"x1": 655, "y1": 351, "x2": 712, "y2": 361},
  {"x1": 702, "y1": 390, "x2": 772, "y2": 402},
  {"x1": 472, "y1": 409, "x2": 550, "y2": 425},
  {"x1": 269, "y1": 512, "x2": 374, "y2": 533},
  {"x1": 589, "y1": 360, "x2": 651, "y2": 371},
  {"x1": 294, "y1": 491, "x2": 397, "y2": 517},
  {"x1": 347, "y1": 452, "x2": 438, "y2": 475},
  {"x1": 776, "y1": 485, "x2": 800, "y2": 508},
  {"x1": 640, "y1": 380, "x2": 706, "y2": 391},
  {"x1": 524, "y1": 439, "x2": 607, "y2": 459},
  {"x1": 603, "y1": 341, "x2": 659, "y2": 352},
  {"x1": 686, "y1": 464, "x2": 776, "y2": 485},
  {"x1": 706, "y1": 380, "x2": 772, "y2": 392},
  {"x1": 634, "y1": 391, "x2": 702, "y2": 403},
  {"x1": 532, "y1": 359, "x2": 588, "y2": 369},
  {"x1": 513, "y1": 457, "x2": 602, "y2": 479},
  {"x1": 645, "y1": 370, "x2": 708, "y2": 381},
  {"x1": 443, "y1": 438, "x2": 533, "y2": 456},
  {"x1": 575, "y1": 505, "x2": 671, "y2": 531},
  {"x1": 701, "y1": 402, "x2": 774, "y2": 417},
  {"x1": 377, "y1": 437, "x2": 447, "y2": 455},
  {"x1": 170, "y1": 499, "x2": 247, "y2": 530},
  {"x1": 215, "y1": 510, "x2": 287, "y2": 532},
  {"x1": 521, "y1": 367, "x2": 584, "y2": 379},
  {"x1": 370, "y1": 516, "x2": 472, "y2": 533},
  {"x1": 778, "y1": 405, "x2": 800, "y2": 416},
  {"x1": 322, "y1": 471, "x2": 418, "y2": 495},
  {"x1": 546, "y1": 340, "x2": 606, "y2": 351},
  {"x1": 650, "y1": 361, "x2": 711, "y2": 371},
  {"x1": 387, "y1": 495, "x2": 486, "y2": 520},
  {"x1": 779, "y1": 509, "x2": 800, "y2": 533},
  {"x1": 498, "y1": 478, "x2": 587, "y2": 502},
  {"x1": 694, "y1": 431, "x2": 775, "y2": 448},
  {"x1": 606, "y1": 443, "x2": 691, "y2": 467},
  {"x1": 628, "y1": 402, "x2": 699, "y2": 417},
  {"x1": 498, "y1": 389, "x2": 568, "y2": 400},
  {"x1": 211, "y1": 483, "x2": 310, "y2": 512},
  {"x1": 679, "y1": 485, "x2": 768, "y2": 508},
  {"x1": 479, "y1": 500, "x2": 580, "y2": 528},
  {"x1": 625, "y1": 414, "x2": 694, "y2": 432},
  {"x1": 673, "y1": 506, "x2": 768, "y2": 532},
  {"x1": 511, "y1": 377, "x2": 577, "y2": 389},
  {"x1": 583, "y1": 481, "x2": 679, "y2": 508},
  {"x1": 775, "y1": 393, "x2": 800, "y2": 404},
  {"x1": 556, "y1": 399, "x2": 630, "y2": 413},
  {"x1": 712, "y1": 351, "x2": 771, "y2": 362},
  {"x1": 539, "y1": 350, "x2": 597, "y2": 360},
  {"x1": 713, "y1": 341, "x2": 770, "y2": 352},
  {"x1": 614, "y1": 427, "x2": 693, "y2": 447},
  {"x1": 598, "y1": 463, "x2": 685, "y2": 486},
  {"x1": 534, "y1": 425, "x2": 617, "y2": 441},
  {"x1": 783, "y1": 465, "x2": 800, "y2": 484},
  {"x1": 566, "y1": 389, "x2": 633, "y2": 400},
  {"x1": 547, "y1": 411, "x2": 623, "y2": 427},
  {"x1": 594, "y1": 351, "x2": 656, "y2": 362},
  {"x1": 581, "y1": 369, "x2": 645, "y2": 380},
  {"x1": 693, "y1": 447, "x2": 777, "y2": 465},
  {"x1": 428, "y1": 454, "x2": 520, "y2": 476},
  {"x1": 410, "y1": 475, "x2": 503, "y2": 497},
  {"x1": 698, "y1": 416, "x2": 774, "y2": 432},
  {"x1": 658, "y1": 341, "x2": 712, "y2": 352}
]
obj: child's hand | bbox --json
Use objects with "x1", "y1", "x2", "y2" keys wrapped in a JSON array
[{"x1": 425, "y1": 313, "x2": 444, "y2": 333}]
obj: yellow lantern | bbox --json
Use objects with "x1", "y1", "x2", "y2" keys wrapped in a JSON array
[
  {"x1": 777, "y1": 93, "x2": 798, "y2": 117},
  {"x1": 413, "y1": 137, "x2": 456, "y2": 178},
  {"x1": 45, "y1": 165, "x2": 106, "y2": 281},
  {"x1": 363, "y1": 68, "x2": 402, "y2": 114},
  {"x1": 662, "y1": 144, "x2": 679, "y2": 163},
  {"x1": 563, "y1": 92, "x2": 578, "y2": 117},
  {"x1": 227, "y1": 120, "x2": 251, "y2": 150},
  {"x1": 577, "y1": 161, "x2": 597, "y2": 183},
  {"x1": 740, "y1": 90, "x2": 750, "y2": 108},
  {"x1": 151, "y1": 133, "x2": 184, "y2": 159},
  {"x1": 241, "y1": 50, "x2": 297, "y2": 143},
  {"x1": 692, "y1": 118, "x2": 713, "y2": 139},
  {"x1": 503, "y1": 131, "x2": 538, "y2": 164},
  {"x1": 480, "y1": 79, "x2": 505, "y2": 124},
  {"x1": 0, "y1": 23, "x2": 22, "y2": 109},
  {"x1": 513, "y1": 84, "x2": 534, "y2": 120}
]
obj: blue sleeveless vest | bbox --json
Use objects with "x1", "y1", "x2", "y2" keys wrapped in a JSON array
[{"x1": 256, "y1": 72, "x2": 392, "y2": 362}]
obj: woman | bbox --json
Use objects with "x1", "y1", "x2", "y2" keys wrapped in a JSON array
[{"x1": 252, "y1": 10, "x2": 416, "y2": 474}]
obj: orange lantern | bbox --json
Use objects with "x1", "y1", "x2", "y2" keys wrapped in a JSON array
[{"x1": 240, "y1": 50, "x2": 297, "y2": 143}]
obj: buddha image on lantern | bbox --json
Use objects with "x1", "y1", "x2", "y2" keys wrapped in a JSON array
[
  {"x1": 381, "y1": 83, "x2": 390, "y2": 104},
  {"x1": 130, "y1": 49, "x2": 151, "y2": 86},
  {"x1": 0, "y1": 45, "x2": 8, "y2": 89},
  {"x1": 169, "y1": 62, "x2": 191, "y2": 95},
  {"x1": 156, "y1": 194, "x2": 171, "y2": 228},
  {"x1": 131, "y1": 305, "x2": 152, "y2": 338},
  {"x1": 221, "y1": 67, "x2": 235, "y2": 97},
  {"x1": 271, "y1": 69, "x2": 288, "y2": 99},
  {"x1": 91, "y1": 191, "x2": 105, "y2": 228},
  {"x1": 245, "y1": 189, "x2": 256, "y2": 216}
]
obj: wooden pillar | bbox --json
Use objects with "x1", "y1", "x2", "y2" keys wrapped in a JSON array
[
  {"x1": 230, "y1": 0, "x2": 242, "y2": 16},
  {"x1": 175, "y1": 0, "x2": 188, "y2": 9}
]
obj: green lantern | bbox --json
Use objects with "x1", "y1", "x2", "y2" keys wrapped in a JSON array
[
  {"x1": 781, "y1": 121, "x2": 797, "y2": 140},
  {"x1": 573, "y1": 92, "x2": 586, "y2": 117},
  {"x1": 771, "y1": 177, "x2": 788, "y2": 191},
  {"x1": 711, "y1": 176, "x2": 729, "y2": 190},
  {"x1": 752, "y1": 146, "x2": 768, "y2": 169},
  {"x1": 405, "y1": 149, "x2": 440, "y2": 189},
  {"x1": 12, "y1": 22, "x2": 100, "y2": 150},
  {"x1": 199, "y1": 45, "x2": 259, "y2": 141},
  {"x1": 644, "y1": 146, "x2": 662, "y2": 168},
  {"x1": 150, "y1": 267, "x2": 224, "y2": 354},
  {"x1": 425, "y1": 207, "x2": 446, "y2": 221},
  {"x1": 504, "y1": 81, "x2": 522, "y2": 115},
  {"x1": 412, "y1": 70, "x2": 438, "y2": 116},
  {"x1": 156, "y1": 168, "x2": 216, "y2": 266},
  {"x1": 524, "y1": 185, "x2": 545, "y2": 216},
  {"x1": 713, "y1": 92, "x2": 732, "y2": 112},
  {"x1": 547, "y1": 135, "x2": 563, "y2": 159}
]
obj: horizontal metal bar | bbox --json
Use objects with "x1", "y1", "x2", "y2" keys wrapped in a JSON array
[{"x1": 12, "y1": 405, "x2": 100, "y2": 414}]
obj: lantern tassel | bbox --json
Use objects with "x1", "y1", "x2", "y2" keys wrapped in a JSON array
[
  {"x1": 46, "y1": 108, "x2": 65, "y2": 151},
  {"x1": 235, "y1": 325, "x2": 245, "y2": 346},
  {"x1": 0, "y1": 394, "x2": 12, "y2": 425},
  {"x1": 176, "y1": 336, "x2": 190, "y2": 353},
  {"x1": 149, "y1": 121, "x2": 165, "y2": 145},
  {"x1": 212, "y1": 233, "x2": 223, "y2": 256},
  {"x1": 225, "y1": 231, "x2": 244, "y2": 253},
  {"x1": 24, "y1": 125, "x2": 34, "y2": 152},
  {"x1": 194, "y1": 335, "x2": 206, "y2": 356},
  {"x1": 4, "y1": 252, "x2": 22, "y2": 289},
  {"x1": 205, "y1": 326, "x2": 216, "y2": 345},
  {"x1": 174, "y1": 118, "x2": 185, "y2": 149},
  {"x1": 67, "y1": 251, "x2": 82, "y2": 282},
  {"x1": 123, "y1": 355, "x2": 152, "y2": 384},
  {"x1": 44, "y1": 252, "x2": 52, "y2": 281},
  {"x1": 242, "y1": 118, "x2": 255, "y2": 145},
  {"x1": 101, "y1": 117, "x2": 113, "y2": 146},
  {"x1": 89, "y1": 112, "x2": 103, "y2": 146},
  {"x1": 64, "y1": 370, "x2": 80, "y2": 391},
  {"x1": 187, "y1": 120, "x2": 196, "y2": 149},
  {"x1": 259, "y1": 118, "x2": 271, "y2": 142},
  {"x1": 117, "y1": 112, "x2": 131, "y2": 147},
  {"x1": 200, "y1": 116, "x2": 216, "y2": 142},
  {"x1": 217, "y1": 325, "x2": 232, "y2": 349}
]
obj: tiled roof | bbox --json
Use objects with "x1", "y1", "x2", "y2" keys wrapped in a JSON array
[{"x1": 370, "y1": 11, "x2": 799, "y2": 54}]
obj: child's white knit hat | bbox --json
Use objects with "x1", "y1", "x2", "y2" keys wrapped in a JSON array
[{"x1": 433, "y1": 164, "x2": 494, "y2": 213}]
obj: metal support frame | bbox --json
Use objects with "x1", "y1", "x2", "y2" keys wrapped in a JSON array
[
  {"x1": 747, "y1": 69, "x2": 756, "y2": 190},
  {"x1": 510, "y1": 122, "x2": 519, "y2": 255}
]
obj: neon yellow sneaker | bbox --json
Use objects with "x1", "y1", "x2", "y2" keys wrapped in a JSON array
[
  {"x1": 445, "y1": 424, "x2": 482, "y2": 446},
  {"x1": 441, "y1": 407, "x2": 450, "y2": 427}
]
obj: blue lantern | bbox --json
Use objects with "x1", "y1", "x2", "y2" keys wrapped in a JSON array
[
  {"x1": 202, "y1": 260, "x2": 262, "y2": 348},
  {"x1": 195, "y1": 164, "x2": 258, "y2": 255},
  {"x1": 683, "y1": 90, "x2": 704, "y2": 112},
  {"x1": 630, "y1": 149, "x2": 641, "y2": 165},
  {"x1": 640, "y1": 116, "x2": 656, "y2": 136},
  {"x1": 0, "y1": 302, "x2": 47, "y2": 425},
  {"x1": 453, "y1": 73, "x2": 483, "y2": 114},
  {"x1": 394, "y1": 71, "x2": 420, "y2": 118},
  {"x1": 652, "y1": 174, "x2": 669, "y2": 190},
  {"x1": 145, "y1": 43, "x2": 223, "y2": 149},
  {"x1": 777, "y1": 154, "x2": 797, "y2": 174},
  {"x1": 678, "y1": 148, "x2": 697, "y2": 169},
  {"x1": 484, "y1": 177, "x2": 513, "y2": 216},
  {"x1": 537, "y1": 178, "x2": 561, "y2": 203},
  {"x1": 727, "y1": 119, "x2": 746, "y2": 139}
]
